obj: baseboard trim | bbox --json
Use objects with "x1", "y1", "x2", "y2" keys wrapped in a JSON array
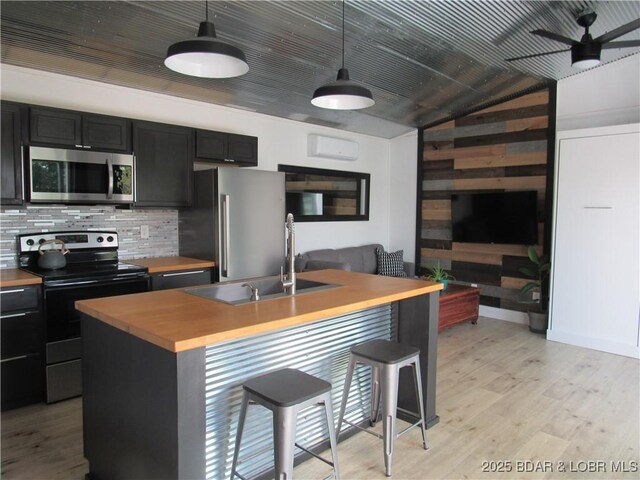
[
  {"x1": 479, "y1": 305, "x2": 528, "y2": 325},
  {"x1": 547, "y1": 329, "x2": 640, "y2": 359}
]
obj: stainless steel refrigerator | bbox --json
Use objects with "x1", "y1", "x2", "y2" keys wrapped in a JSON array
[{"x1": 179, "y1": 168, "x2": 285, "y2": 282}]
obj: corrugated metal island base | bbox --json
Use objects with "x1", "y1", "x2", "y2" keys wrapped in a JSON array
[{"x1": 78, "y1": 270, "x2": 442, "y2": 480}]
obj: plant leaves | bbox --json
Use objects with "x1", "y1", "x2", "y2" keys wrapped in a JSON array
[
  {"x1": 527, "y1": 245, "x2": 540, "y2": 264},
  {"x1": 520, "y1": 282, "x2": 538, "y2": 294},
  {"x1": 518, "y1": 266, "x2": 537, "y2": 277}
]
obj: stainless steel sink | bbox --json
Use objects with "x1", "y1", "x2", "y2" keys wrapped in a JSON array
[{"x1": 183, "y1": 275, "x2": 338, "y2": 305}]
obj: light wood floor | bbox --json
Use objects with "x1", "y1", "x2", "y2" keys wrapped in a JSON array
[{"x1": 2, "y1": 318, "x2": 639, "y2": 480}]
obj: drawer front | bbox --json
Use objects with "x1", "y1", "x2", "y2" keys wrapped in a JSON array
[
  {"x1": 1, "y1": 310, "x2": 42, "y2": 359},
  {"x1": 46, "y1": 337, "x2": 82, "y2": 364},
  {"x1": 1, "y1": 353, "x2": 44, "y2": 410},
  {"x1": 151, "y1": 269, "x2": 211, "y2": 291},
  {"x1": 46, "y1": 359, "x2": 82, "y2": 403},
  {"x1": 0, "y1": 286, "x2": 39, "y2": 313}
]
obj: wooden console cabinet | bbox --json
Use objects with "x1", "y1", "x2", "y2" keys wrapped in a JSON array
[{"x1": 438, "y1": 284, "x2": 480, "y2": 332}]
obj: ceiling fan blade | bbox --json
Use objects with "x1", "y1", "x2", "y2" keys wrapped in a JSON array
[
  {"x1": 505, "y1": 48, "x2": 570, "y2": 62},
  {"x1": 531, "y1": 29, "x2": 577, "y2": 46},
  {"x1": 595, "y1": 19, "x2": 640, "y2": 43},
  {"x1": 601, "y1": 40, "x2": 640, "y2": 49}
]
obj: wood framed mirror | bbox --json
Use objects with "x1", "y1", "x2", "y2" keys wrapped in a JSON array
[{"x1": 278, "y1": 165, "x2": 370, "y2": 222}]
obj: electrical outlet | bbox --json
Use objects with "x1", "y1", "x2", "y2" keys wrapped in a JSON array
[
  {"x1": 532, "y1": 291, "x2": 541, "y2": 301},
  {"x1": 140, "y1": 225, "x2": 149, "y2": 239}
]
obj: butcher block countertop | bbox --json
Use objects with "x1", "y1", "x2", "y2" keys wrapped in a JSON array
[
  {"x1": 128, "y1": 256, "x2": 215, "y2": 273},
  {"x1": 0, "y1": 268, "x2": 42, "y2": 287},
  {"x1": 76, "y1": 269, "x2": 442, "y2": 353}
]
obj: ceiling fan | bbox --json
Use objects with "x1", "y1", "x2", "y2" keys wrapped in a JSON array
[{"x1": 506, "y1": 9, "x2": 640, "y2": 69}]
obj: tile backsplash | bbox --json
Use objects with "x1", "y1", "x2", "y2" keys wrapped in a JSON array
[{"x1": 0, "y1": 205, "x2": 178, "y2": 268}]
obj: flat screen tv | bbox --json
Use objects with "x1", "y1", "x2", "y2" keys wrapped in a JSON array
[{"x1": 451, "y1": 191, "x2": 538, "y2": 245}]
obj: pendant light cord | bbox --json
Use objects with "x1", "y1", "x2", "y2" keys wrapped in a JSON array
[
  {"x1": 341, "y1": 0, "x2": 345, "y2": 68},
  {"x1": 205, "y1": 0, "x2": 209, "y2": 22}
]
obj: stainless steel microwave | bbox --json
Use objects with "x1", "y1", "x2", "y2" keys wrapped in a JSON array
[{"x1": 28, "y1": 146, "x2": 135, "y2": 204}]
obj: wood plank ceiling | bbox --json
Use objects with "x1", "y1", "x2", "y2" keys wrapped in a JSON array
[{"x1": 1, "y1": 1, "x2": 639, "y2": 138}]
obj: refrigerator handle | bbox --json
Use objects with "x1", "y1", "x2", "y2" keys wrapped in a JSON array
[{"x1": 221, "y1": 194, "x2": 230, "y2": 277}]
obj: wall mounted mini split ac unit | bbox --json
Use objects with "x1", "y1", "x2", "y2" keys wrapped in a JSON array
[{"x1": 307, "y1": 134, "x2": 358, "y2": 161}]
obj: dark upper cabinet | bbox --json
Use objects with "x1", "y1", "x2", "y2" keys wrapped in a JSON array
[
  {"x1": 195, "y1": 129, "x2": 257, "y2": 167},
  {"x1": 82, "y1": 114, "x2": 130, "y2": 152},
  {"x1": 29, "y1": 106, "x2": 131, "y2": 152},
  {"x1": 228, "y1": 134, "x2": 258, "y2": 166},
  {"x1": 1, "y1": 102, "x2": 24, "y2": 205},
  {"x1": 133, "y1": 121, "x2": 193, "y2": 207},
  {"x1": 196, "y1": 130, "x2": 227, "y2": 160}
]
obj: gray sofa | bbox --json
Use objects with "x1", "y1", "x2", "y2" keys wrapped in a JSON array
[{"x1": 296, "y1": 243, "x2": 415, "y2": 277}]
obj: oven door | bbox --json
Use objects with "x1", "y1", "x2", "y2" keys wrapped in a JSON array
[
  {"x1": 28, "y1": 146, "x2": 134, "y2": 204},
  {"x1": 43, "y1": 273, "x2": 149, "y2": 402}
]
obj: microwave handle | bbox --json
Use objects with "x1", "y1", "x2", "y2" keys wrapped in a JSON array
[{"x1": 107, "y1": 157, "x2": 114, "y2": 199}]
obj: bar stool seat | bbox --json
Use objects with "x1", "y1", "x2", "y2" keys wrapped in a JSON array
[
  {"x1": 231, "y1": 368, "x2": 340, "y2": 480},
  {"x1": 337, "y1": 339, "x2": 428, "y2": 477}
]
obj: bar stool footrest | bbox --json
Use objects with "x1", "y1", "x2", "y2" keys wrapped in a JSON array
[
  {"x1": 294, "y1": 442, "x2": 336, "y2": 468},
  {"x1": 342, "y1": 419, "x2": 384, "y2": 440}
]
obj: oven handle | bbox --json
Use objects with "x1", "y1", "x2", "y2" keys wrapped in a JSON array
[
  {"x1": 45, "y1": 274, "x2": 149, "y2": 289},
  {"x1": 107, "y1": 158, "x2": 114, "y2": 199}
]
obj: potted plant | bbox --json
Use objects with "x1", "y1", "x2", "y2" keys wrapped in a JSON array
[
  {"x1": 518, "y1": 245, "x2": 551, "y2": 334},
  {"x1": 423, "y1": 262, "x2": 455, "y2": 292}
]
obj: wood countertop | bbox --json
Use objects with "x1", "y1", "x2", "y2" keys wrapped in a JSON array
[
  {"x1": 128, "y1": 256, "x2": 215, "y2": 273},
  {"x1": 0, "y1": 268, "x2": 42, "y2": 287},
  {"x1": 76, "y1": 269, "x2": 443, "y2": 353}
]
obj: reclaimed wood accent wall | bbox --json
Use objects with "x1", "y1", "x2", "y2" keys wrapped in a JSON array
[{"x1": 418, "y1": 87, "x2": 554, "y2": 312}]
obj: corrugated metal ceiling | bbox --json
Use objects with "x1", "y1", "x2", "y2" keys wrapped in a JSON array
[{"x1": 1, "y1": 1, "x2": 639, "y2": 138}]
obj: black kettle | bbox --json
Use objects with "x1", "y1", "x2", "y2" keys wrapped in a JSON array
[{"x1": 37, "y1": 239, "x2": 70, "y2": 270}]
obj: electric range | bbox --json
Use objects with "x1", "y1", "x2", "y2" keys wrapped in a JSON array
[{"x1": 18, "y1": 230, "x2": 150, "y2": 403}]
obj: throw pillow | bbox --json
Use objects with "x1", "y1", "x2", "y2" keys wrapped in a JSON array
[{"x1": 376, "y1": 248, "x2": 407, "y2": 277}]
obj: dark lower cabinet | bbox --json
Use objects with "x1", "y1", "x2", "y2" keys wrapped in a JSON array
[
  {"x1": 1, "y1": 102, "x2": 24, "y2": 205},
  {"x1": 151, "y1": 268, "x2": 212, "y2": 291},
  {"x1": 1, "y1": 285, "x2": 44, "y2": 410},
  {"x1": 133, "y1": 121, "x2": 193, "y2": 207}
]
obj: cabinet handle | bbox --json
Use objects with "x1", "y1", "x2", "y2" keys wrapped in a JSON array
[
  {"x1": 1, "y1": 355, "x2": 28, "y2": 363},
  {"x1": 0, "y1": 312, "x2": 27, "y2": 319},
  {"x1": 0, "y1": 289, "x2": 26, "y2": 295},
  {"x1": 161, "y1": 270, "x2": 206, "y2": 278}
]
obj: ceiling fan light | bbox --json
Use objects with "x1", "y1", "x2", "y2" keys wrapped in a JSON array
[
  {"x1": 311, "y1": 68, "x2": 375, "y2": 110},
  {"x1": 165, "y1": 21, "x2": 249, "y2": 78},
  {"x1": 571, "y1": 42, "x2": 601, "y2": 69}
]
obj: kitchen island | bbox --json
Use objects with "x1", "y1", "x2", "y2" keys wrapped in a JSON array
[{"x1": 76, "y1": 269, "x2": 442, "y2": 480}]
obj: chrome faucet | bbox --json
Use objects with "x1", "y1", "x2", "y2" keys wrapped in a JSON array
[
  {"x1": 281, "y1": 213, "x2": 297, "y2": 295},
  {"x1": 242, "y1": 283, "x2": 260, "y2": 301}
]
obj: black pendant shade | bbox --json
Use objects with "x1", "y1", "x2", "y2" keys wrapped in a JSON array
[
  {"x1": 164, "y1": 4, "x2": 249, "y2": 78},
  {"x1": 311, "y1": 1, "x2": 374, "y2": 110},
  {"x1": 311, "y1": 68, "x2": 375, "y2": 110}
]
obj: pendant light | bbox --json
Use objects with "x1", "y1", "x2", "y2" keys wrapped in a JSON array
[
  {"x1": 164, "y1": 0, "x2": 249, "y2": 78},
  {"x1": 311, "y1": 0, "x2": 374, "y2": 110}
]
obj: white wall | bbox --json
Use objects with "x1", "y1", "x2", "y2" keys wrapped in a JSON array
[
  {"x1": 0, "y1": 64, "x2": 396, "y2": 255},
  {"x1": 556, "y1": 54, "x2": 640, "y2": 131},
  {"x1": 388, "y1": 131, "x2": 417, "y2": 264}
]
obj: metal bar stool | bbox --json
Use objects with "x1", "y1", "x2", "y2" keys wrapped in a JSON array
[
  {"x1": 336, "y1": 339, "x2": 428, "y2": 477},
  {"x1": 231, "y1": 368, "x2": 340, "y2": 480}
]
